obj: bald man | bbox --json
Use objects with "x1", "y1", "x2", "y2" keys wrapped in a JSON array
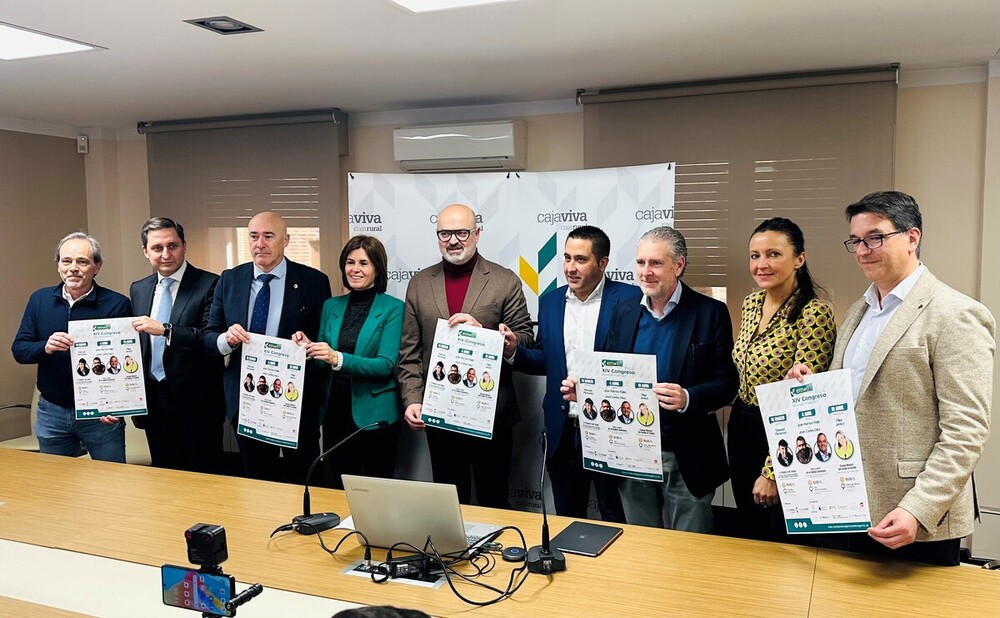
[
  {"x1": 204, "y1": 211, "x2": 331, "y2": 483},
  {"x1": 396, "y1": 204, "x2": 534, "y2": 508}
]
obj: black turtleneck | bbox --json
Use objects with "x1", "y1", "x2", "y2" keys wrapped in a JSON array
[{"x1": 338, "y1": 286, "x2": 377, "y2": 355}]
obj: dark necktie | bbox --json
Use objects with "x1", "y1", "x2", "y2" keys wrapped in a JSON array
[{"x1": 249, "y1": 273, "x2": 276, "y2": 335}]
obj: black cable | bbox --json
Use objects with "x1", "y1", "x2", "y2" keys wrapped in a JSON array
[
  {"x1": 270, "y1": 522, "x2": 372, "y2": 566},
  {"x1": 275, "y1": 517, "x2": 530, "y2": 606},
  {"x1": 424, "y1": 528, "x2": 531, "y2": 605}
]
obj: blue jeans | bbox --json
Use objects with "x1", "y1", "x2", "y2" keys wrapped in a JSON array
[
  {"x1": 618, "y1": 450, "x2": 715, "y2": 533},
  {"x1": 36, "y1": 396, "x2": 126, "y2": 463}
]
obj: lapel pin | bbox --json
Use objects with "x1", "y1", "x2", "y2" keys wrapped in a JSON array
[{"x1": 293, "y1": 284, "x2": 299, "y2": 289}]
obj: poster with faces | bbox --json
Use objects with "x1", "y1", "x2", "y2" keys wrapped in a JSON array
[
  {"x1": 237, "y1": 334, "x2": 307, "y2": 448},
  {"x1": 68, "y1": 317, "x2": 147, "y2": 419},
  {"x1": 420, "y1": 319, "x2": 504, "y2": 439},
  {"x1": 573, "y1": 350, "x2": 662, "y2": 482},
  {"x1": 755, "y1": 369, "x2": 872, "y2": 534}
]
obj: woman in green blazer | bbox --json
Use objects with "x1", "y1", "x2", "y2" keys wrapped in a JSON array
[{"x1": 293, "y1": 235, "x2": 403, "y2": 488}]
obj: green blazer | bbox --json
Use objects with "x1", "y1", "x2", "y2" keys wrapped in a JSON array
[{"x1": 317, "y1": 292, "x2": 404, "y2": 428}]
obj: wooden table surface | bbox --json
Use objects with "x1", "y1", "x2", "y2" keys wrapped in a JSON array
[
  {"x1": 0, "y1": 449, "x2": 996, "y2": 617},
  {"x1": 0, "y1": 595, "x2": 93, "y2": 618}
]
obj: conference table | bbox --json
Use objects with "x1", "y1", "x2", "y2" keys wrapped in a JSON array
[{"x1": 0, "y1": 449, "x2": 997, "y2": 617}]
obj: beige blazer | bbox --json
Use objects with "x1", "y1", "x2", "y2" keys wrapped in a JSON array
[
  {"x1": 395, "y1": 255, "x2": 534, "y2": 425},
  {"x1": 833, "y1": 269, "x2": 995, "y2": 541}
]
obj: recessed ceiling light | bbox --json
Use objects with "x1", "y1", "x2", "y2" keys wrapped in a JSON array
[
  {"x1": 388, "y1": 0, "x2": 514, "y2": 13},
  {"x1": 184, "y1": 16, "x2": 263, "y2": 35},
  {"x1": 0, "y1": 21, "x2": 100, "y2": 61}
]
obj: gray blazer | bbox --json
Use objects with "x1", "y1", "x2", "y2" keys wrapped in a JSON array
[
  {"x1": 833, "y1": 269, "x2": 995, "y2": 541},
  {"x1": 396, "y1": 255, "x2": 533, "y2": 425}
]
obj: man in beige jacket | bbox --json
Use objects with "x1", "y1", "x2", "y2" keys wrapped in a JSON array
[{"x1": 791, "y1": 191, "x2": 994, "y2": 565}]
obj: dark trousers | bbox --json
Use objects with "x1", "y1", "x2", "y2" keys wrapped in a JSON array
[
  {"x1": 426, "y1": 423, "x2": 512, "y2": 509},
  {"x1": 549, "y1": 419, "x2": 626, "y2": 522},
  {"x1": 145, "y1": 378, "x2": 224, "y2": 474},
  {"x1": 237, "y1": 411, "x2": 321, "y2": 485},
  {"x1": 321, "y1": 414, "x2": 400, "y2": 489},
  {"x1": 727, "y1": 399, "x2": 793, "y2": 542},
  {"x1": 826, "y1": 534, "x2": 961, "y2": 566}
]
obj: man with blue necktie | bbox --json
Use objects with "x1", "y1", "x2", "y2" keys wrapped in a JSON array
[
  {"x1": 205, "y1": 212, "x2": 331, "y2": 483},
  {"x1": 130, "y1": 217, "x2": 224, "y2": 473}
]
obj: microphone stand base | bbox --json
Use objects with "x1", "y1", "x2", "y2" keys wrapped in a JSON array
[
  {"x1": 526, "y1": 546, "x2": 566, "y2": 574},
  {"x1": 293, "y1": 512, "x2": 341, "y2": 535}
]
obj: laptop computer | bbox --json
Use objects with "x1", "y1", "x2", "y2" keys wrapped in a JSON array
[{"x1": 341, "y1": 475, "x2": 501, "y2": 556}]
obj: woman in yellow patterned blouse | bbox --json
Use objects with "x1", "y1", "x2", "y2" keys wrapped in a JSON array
[{"x1": 730, "y1": 218, "x2": 836, "y2": 541}]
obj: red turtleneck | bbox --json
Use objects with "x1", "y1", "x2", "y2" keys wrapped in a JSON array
[{"x1": 442, "y1": 253, "x2": 478, "y2": 316}]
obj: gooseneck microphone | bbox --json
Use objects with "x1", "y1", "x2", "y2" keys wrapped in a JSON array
[
  {"x1": 293, "y1": 419, "x2": 390, "y2": 535},
  {"x1": 527, "y1": 431, "x2": 566, "y2": 574}
]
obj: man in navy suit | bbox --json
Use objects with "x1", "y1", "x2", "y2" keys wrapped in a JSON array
[
  {"x1": 501, "y1": 226, "x2": 639, "y2": 521},
  {"x1": 205, "y1": 212, "x2": 331, "y2": 483},
  {"x1": 564, "y1": 226, "x2": 737, "y2": 533},
  {"x1": 131, "y1": 218, "x2": 224, "y2": 473}
]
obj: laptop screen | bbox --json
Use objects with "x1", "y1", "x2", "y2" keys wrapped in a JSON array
[{"x1": 341, "y1": 475, "x2": 479, "y2": 555}]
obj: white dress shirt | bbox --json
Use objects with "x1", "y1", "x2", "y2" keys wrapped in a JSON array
[
  {"x1": 843, "y1": 264, "x2": 925, "y2": 399},
  {"x1": 564, "y1": 277, "x2": 606, "y2": 418}
]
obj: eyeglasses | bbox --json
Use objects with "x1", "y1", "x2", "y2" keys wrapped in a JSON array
[
  {"x1": 436, "y1": 228, "x2": 475, "y2": 242},
  {"x1": 843, "y1": 230, "x2": 905, "y2": 253}
]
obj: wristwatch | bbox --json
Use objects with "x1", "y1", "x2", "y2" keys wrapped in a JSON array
[{"x1": 162, "y1": 322, "x2": 173, "y2": 342}]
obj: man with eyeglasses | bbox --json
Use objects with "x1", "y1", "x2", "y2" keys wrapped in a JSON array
[
  {"x1": 790, "y1": 191, "x2": 994, "y2": 565},
  {"x1": 397, "y1": 203, "x2": 533, "y2": 509}
]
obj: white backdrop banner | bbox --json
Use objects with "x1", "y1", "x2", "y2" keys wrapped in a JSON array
[{"x1": 347, "y1": 163, "x2": 674, "y2": 511}]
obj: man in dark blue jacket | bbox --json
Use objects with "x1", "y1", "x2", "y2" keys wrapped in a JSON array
[
  {"x1": 502, "y1": 226, "x2": 640, "y2": 521},
  {"x1": 564, "y1": 226, "x2": 737, "y2": 533},
  {"x1": 204, "y1": 212, "x2": 331, "y2": 483},
  {"x1": 12, "y1": 232, "x2": 132, "y2": 462}
]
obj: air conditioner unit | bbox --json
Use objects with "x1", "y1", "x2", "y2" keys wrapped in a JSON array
[{"x1": 393, "y1": 120, "x2": 526, "y2": 172}]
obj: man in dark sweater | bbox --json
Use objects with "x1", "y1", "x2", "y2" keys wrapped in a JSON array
[
  {"x1": 12, "y1": 232, "x2": 132, "y2": 462},
  {"x1": 563, "y1": 226, "x2": 737, "y2": 532}
]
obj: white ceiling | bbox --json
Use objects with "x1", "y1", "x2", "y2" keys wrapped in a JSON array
[{"x1": 1, "y1": 0, "x2": 998, "y2": 130}]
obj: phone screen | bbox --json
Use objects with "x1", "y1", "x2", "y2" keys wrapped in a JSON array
[{"x1": 161, "y1": 564, "x2": 235, "y2": 617}]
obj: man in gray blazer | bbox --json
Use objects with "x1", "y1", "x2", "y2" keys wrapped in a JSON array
[
  {"x1": 791, "y1": 191, "x2": 994, "y2": 565},
  {"x1": 397, "y1": 203, "x2": 534, "y2": 508}
]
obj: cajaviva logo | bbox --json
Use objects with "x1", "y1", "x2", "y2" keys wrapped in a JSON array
[
  {"x1": 349, "y1": 211, "x2": 383, "y2": 232},
  {"x1": 536, "y1": 210, "x2": 588, "y2": 225},
  {"x1": 518, "y1": 233, "x2": 558, "y2": 298}
]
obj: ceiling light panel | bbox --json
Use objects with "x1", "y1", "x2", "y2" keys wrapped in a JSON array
[
  {"x1": 0, "y1": 21, "x2": 99, "y2": 61},
  {"x1": 389, "y1": 0, "x2": 514, "y2": 13}
]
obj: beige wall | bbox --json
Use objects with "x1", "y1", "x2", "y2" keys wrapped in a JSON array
[
  {"x1": 975, "y1": 68, "x2": 1000, "y2": 550},
  {"x1": 895, "y1": 82, "x2": 987, "y2": 297},
  {"x1": 85, "y1": 136, "x2": 152, "y2": 294},
  {"x1": 0, "y1": 130, "x2": 88, "y2": 439}
]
